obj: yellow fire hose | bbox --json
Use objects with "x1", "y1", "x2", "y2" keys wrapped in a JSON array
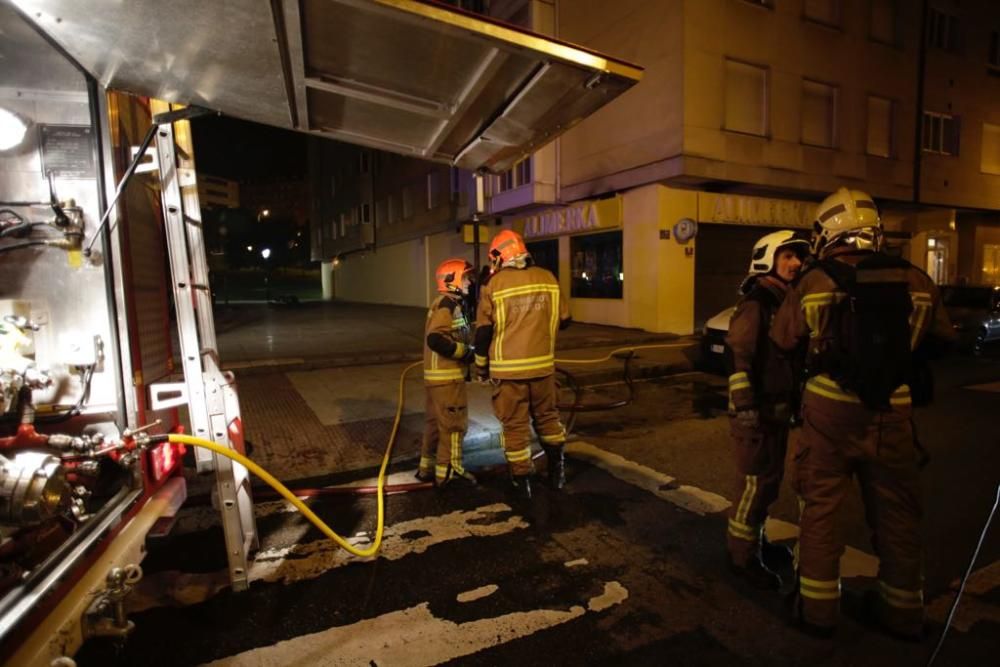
[
  {"x1": 165, "y1": 342, "x2": 685, "y2": 558},
  {"x1": 168, "y1": 360, "x2": 422, "y2": 558}
]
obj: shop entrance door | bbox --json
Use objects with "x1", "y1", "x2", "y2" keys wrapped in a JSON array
[
  {"x1": 983, "y1": 244, "x2": 1000, "y2": 286},
  {"x1": 926, "y1": 236, "x2": 949, "y2": 284}
]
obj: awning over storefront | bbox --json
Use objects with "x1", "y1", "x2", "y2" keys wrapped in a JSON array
[{"x1": 12, "y1": 0, "x2": 642, "y2": 173}]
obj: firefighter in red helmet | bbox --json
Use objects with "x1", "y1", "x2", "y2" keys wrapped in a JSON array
[
  {"x1": 474, "y1": 230, "x2": 571, "y2": 500},
  {"x1": 416, "y1": 258, "x2": 477, "y2": 487}
]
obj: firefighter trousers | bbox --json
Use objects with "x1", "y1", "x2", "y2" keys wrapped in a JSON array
[
  {"x1": 793, "y1": 395, "x2": 923, "y2": 635},
  {"x1": 491, "y1": 375, "x2": 566, "y2": 476},
  {"x1": 420, "y1": 383, "x2": 470, "y2": 484},
  {"x1": 727, "y1": 414, "x2": 789, "y2": 566}
]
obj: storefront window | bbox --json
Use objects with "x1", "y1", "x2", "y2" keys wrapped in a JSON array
[
  {"x1": 571, "y1": 231, "x2": 623, "y2": 299},
  {"x1": 527, "y1": 239, "x2": 558, "y2": 277}
]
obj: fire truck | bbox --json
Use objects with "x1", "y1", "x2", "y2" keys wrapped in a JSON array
[{"x1": 0, "y1": 1, "x2": 640, "y2": 663}]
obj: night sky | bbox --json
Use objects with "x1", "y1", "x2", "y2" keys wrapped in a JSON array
[{"x1": 190, "y1": 114, "x2": 307, "y2": 182}]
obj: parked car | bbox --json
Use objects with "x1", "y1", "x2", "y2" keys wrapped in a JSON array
[
  {"x1": 701, "y1": 306, "x2": 735, "y2": 372},
  {"x1": 940, "y1": 285, "x2": 1000, "y2": 355}
]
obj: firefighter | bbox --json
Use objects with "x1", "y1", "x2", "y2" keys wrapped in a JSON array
[
  {"x1": 474, "y1": 230, "x2": 571, "y2": 500},
  {"x1": 416, "y1": 258, "x2": 477, "y2": 487},
  {"x1": 726, "y1": 230, "x2": 809, "y2": 590},
  {"x1": 770, "y1": 188, "x2": 954, "y2": 639}
]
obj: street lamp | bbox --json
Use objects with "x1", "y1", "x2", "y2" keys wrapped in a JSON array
[{"x1": 261, "y1": 247, "x2": 272, "y2": 302}]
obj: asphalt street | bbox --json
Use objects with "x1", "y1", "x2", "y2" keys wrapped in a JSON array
[{"x1": 74, "y1": 352, "x2": 999, "y2": 666}]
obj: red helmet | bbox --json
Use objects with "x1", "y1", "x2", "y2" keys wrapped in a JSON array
[
  {"x1": 488, "y1": 229, "x2": 528, "y2": 269},
  {"x1": 435, "y1": 258, "x2": 473, "y2": 294}
]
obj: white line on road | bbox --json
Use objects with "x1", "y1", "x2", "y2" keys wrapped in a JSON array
[
  {"x1": 457, "y1": 585, "x2": 499, "y2": 603},
  {"x1": 203, "y1": 581, "x2": 629, "y2": 667},
  {"x1": 927, "y1": 561, "x2": 1000, "y2": 633},
  {"x1": 133, "y1": 504, "x2": 527, "y2": 612},
  {"x1": 566, "y1": 441, "x2": 732, "y2": 515}
]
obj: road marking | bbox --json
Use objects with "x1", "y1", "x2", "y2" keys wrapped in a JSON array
[
  {"x1": 927, "y1": 560, "x2": 1000, "y2": 633},
  {"x1": 569, "y1": 440, "x2": 879, "y2": 578},
  {"x1": 205, "y1": 581, "x2": 628, "y2": 667},
  {"x1": 457, "y1": 585, "x2": 499, "y2": 603},
  {"x1": 132, "y1": 504, "x2": 527, "y2": 612},
  {"x1": 566, "y1": 441, "x2": 731, "y2": 515},
  {"x1": 564, "y1": 558, "x2": 589, "y2": 568}
]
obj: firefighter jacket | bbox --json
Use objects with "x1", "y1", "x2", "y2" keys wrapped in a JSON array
[
  {"x1": 474, "y1": 265, "x2": 570, "y2": 380},
  {"x1": 725, "y1": 276, "x2": 796, "y2": 416},
  {"x1": 770, "y1": 250, "x2": 954, "y2": 411},
  {"x1": 424, "y1": 294, "x2": 472, "y2": 385}
]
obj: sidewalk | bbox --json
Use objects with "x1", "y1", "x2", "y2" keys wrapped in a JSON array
[
  {"x1": 205, "y1": 301, "x2": 700, "y2": 484},
  {"x1": 213, "y1": 301, "x2": 698, "y2": 381}
]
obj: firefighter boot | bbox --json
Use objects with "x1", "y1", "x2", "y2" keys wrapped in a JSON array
[
  {"x1": 510, "y1": 474, "x2": 533, "y2": 501},
  {"x1": 730, "y1": 556, "x2": 782, "y2": 591},
  {"x1": 542, "y1": 445, "x2": 565, "y2": 490}
]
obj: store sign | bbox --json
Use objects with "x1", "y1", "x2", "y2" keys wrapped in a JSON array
[
  {"x1": 699, "y1": 192, "x2": 814, "y2": 229},
  {"x1": 518, "y1": 196, "x2": 622, "y2": 239}
]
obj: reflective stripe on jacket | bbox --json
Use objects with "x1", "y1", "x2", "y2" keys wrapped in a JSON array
[
  {"x1": 424, "y1": 295, "x2": 471, "y2": 385},
  {"x1": 475, "y1": 265, "x2": 570, "y2": 380},
  {"x1": 770, "y1": 251, "x2": 954, "y2": 410}
]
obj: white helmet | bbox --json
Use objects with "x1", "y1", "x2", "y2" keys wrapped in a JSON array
[
  {"x1": 811, "y1": 187, "x2": 883, "y2": 257},
  {"x1": 740, "y1": 230, "x2": 809, "y2": 294}
]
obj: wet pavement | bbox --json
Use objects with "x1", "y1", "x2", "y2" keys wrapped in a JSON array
[{"x1": 74, "y1": 346, "x2": 1000, "y2": 666}]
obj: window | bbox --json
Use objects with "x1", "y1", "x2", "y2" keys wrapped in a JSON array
[
  {"x1": 339, "y1": 213, "x2": 347, "y2": 237},
  {"x1": 493, "y1": 158, "x2": 532, "y2": 194},
  {"x1": 926, "y1": 8, "x2": 959, "y2": 52},
  {"x1": 922, "y1": 111, "x2": 959, "y2": 155},
  {"x1": 402, "y1": 186, "x2": 413, "y2": 219},
  {"x1": 801, "y1": 80, "x2": 837, "y2": 148},
  {"x1": 982, "y1": 123, "x2": 1000, "y2": 175},
  {"x1": 867, "y1": 96, "x2": 893, "y2": 158},
  {"x1": 426, "y1": 171, "x2": 441, "y2": 210},
  {"x1": 804, "y1": 0, "x2": 840, "y2": 27},
  {"x1": 870, "y1": 0, "x2": 896, "y2": 45},
  {"x1": 449, "y1": 167, "x2": 462, "y2": 202},
  {"x1": 361, "y1": 203, "x2": 371, "y2": 224},
  {"x1": 571, "y1": 231, "x2": 623, "y2": 299},
  {"x1": 724, "y1": 59, "x2": 768, "y2": 136},
  {"x1": 990, "y1": 31, "x2": 1000, "y2": 71},
  {"x1": 527, "y1": 239, "x2": 559, "y2": 278}
]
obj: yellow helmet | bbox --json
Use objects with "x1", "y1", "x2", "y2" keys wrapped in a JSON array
[{"x1": 811, "y1": 187, "x2": 883, "y2": 257}]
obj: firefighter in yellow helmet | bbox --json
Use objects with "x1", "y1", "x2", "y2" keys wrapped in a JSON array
[
  {"x1": 726, "y1": 230, "x2": 808, "y2": 590},
  {"x1": 416, "y1": 258, "x2": 477, "y2": 487},
  {"x1": 474, "y1": 230, "x2": 571, "y2": 500},
  {"x1": 770, "y1": 188, "x2": 954, "y2": 639}
]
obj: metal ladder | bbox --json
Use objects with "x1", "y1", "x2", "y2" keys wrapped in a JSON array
[{"x1": 147, "y1": 103, "x2": 258, "y2": 592}]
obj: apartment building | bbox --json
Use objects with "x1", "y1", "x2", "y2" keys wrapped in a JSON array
[
  {"x1": 197, "y1": 174, "x2": 240, "y2": 209},
  {"x1": 310, "y1": 0, "x2": 1000, "y2": 332}
]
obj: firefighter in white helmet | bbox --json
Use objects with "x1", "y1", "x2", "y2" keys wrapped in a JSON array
[
  {"x1": 771, "y1": 188, "x2": 954, "y2": 639},
  {"x1": 725, "y1": 230, "x2": 809, "y2": 590}
]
